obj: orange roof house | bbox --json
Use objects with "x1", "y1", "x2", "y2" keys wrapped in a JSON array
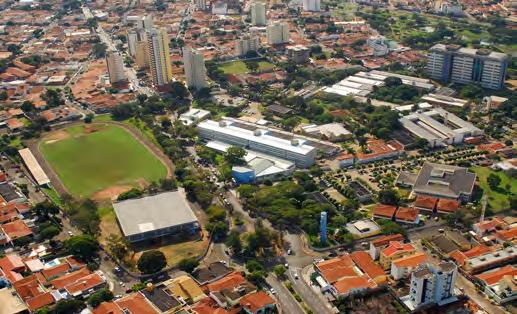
[
  {"x1": 13, "y1": 275, "x2": 55, "y2": 311},
  {"x1": 350, "y1": 251, "x2": 386, "y2": 284},
  {"x1": 239, "y1": 291, "x2": 276, "y2": 314},
  {"x1": 379, "y1": 241, "x2": 416, "y2": 269},
  {"x1": 450, "y1": 245, "x2": 493, "y2": 266},
  {"x1": 394, "y1": 207, "x2": 419, "y2": 224},
  {"x1": 0, "y1": 219, "x2": 33, "y2": 244},
  {"x1": 476, "y1": 265, "x2": 517, "y2": 286},
  {"x1": 93, "y1": 292, "x2": 159, "y2": 314},
  {"x1": 0, "y1": 254, "x2": 25, "y2": 282},
  {"x1": 495, "y1": 227, "x2": 517, "y2": 243},
  {"x1": 369, "y1": 233, "x2": 404, "y2": 260},
  {"x1": 333, "y1": 275, "x2": 376, "y2": 296},
  {"x1": 49, "y1": 267, "x2": 91, "y2": 289},
  {"x1": 436, "y1": 199, "x2": 460, "y2": 213},
  {"x1": 373, "y1": 204, "x2": 397, "y2": 220},
  {"x1": 205, "y1": 272, "x2": 247, "y2": 293},
  {"x1": 414, "y1": 196, "x2": 438, "y2": 211}
]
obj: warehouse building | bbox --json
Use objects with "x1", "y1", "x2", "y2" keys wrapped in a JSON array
[{"x1": 113, "y1": 191, "x2": 199, "y2": 242}]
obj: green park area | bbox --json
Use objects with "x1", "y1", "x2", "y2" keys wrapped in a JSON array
[
  {"x1": 40, "y1": 124, "x2": 167, "y2": 198},
  {"x1": 472, "y1": 166, "x2": 517, "y2": 212},
  {"x1": 218, "y1": 60, "x2": 274, "y2": 74}
]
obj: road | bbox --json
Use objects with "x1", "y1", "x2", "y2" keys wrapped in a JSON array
[
  {"x1": 288, "y1": 266, "x2": 334, "y2": 314},
  {"x1": 267, "y1": 275, "x2": 305, "y2": 314}
]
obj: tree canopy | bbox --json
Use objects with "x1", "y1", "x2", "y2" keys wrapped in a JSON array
[{"x1": 137, "y1": 250, "x2": 167, "y2": 274}]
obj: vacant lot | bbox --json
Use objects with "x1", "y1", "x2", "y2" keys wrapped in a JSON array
[
  {"x1": 472, "y1": 166, "x2": 517, "y2": 212},
  {"x1": 40, "y1": 124, "x2": 167, "y2": 198}
]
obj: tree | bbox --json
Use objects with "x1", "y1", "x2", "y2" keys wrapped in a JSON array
[
  {"x1": 226, "y1": 229, "x2": 242, "y2": 254},
  {"x1": 378, "y1": 189, "x2": 399, "y2": 206},
  {"x1": 384, "y1": 76, "x2": 403, "y2": 87},
  {"x1": 177, "y1": 257, "x2": 199, "y2": 273},
  {"x1": 64, "y1": 235, "x2": 99, "y2": 260},
  {"x1": 487, "y1": 173, "x2": 501, "y2": 190},
  {"x1": 87, "y1": 288, "x2": 113, "y2": 307},
  {"x1": 106, "y1": 234, "x2": 128, "y2": 260},
  {"x1": 170, "y1": 81, "x2": 188, "y2": 99},
  {"x1": 378, "y1": 219, "x2": 406, "y2": 236},
  {"x1": 92, "y1": 42, "x2": 107, "y2": 59},
  {"x1": 159, "y1": 178, "x2": 177, "y2": 191},
  {"x1": 273, "y1": 264, "x2": 287, "y2": 278},
  {"x1": 415, "y1": 138, "x2": 429, "y2": 149},
  {"x1": 21, "y1": 101, "x2": 35, "y2": 112},
  {"x1": 225, "y1": 146, "x2": 247, "y2": 166},
  {"x1": 0, "y1": 91, "x2": 8, "y2": 101},
  {"x1": 84, "y1": 113, "x2": 94, "y2": 123},
  {"x1": 32, "y1": 201, "x2": 60, "y2": 218},
  {"x1": 247, "y1": 61, "x2": 259, "y2": 73},
  {"x1": 54, "y1": 299, "x2": 85, "y2": 314},
  {"x1": 40, "y1": 225, "x2": 60, "y2": 240},
  {"x1": 42, "y1": 89, "x2": 64, "y2": 107},
  {"x1": 138, "y1": 250, "x2": 167, "y2": 274}
]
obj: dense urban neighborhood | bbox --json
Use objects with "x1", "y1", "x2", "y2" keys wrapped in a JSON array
[{"x1": 0, "y1": 0, "x2": 516, "y2": 313}]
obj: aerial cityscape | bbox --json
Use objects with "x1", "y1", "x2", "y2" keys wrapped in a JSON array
[{"x1": 0, "y1": 0, "x2": 515, "y2": 313}]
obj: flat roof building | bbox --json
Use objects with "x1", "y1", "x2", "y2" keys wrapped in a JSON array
[
  {"x1": 18, "y1": 148, "x2": 50, "y2": 186},
  {"x1": 400, "y1": 107, "x2": 483, "y2": 148},
  {"x1": 346, "y1": 219, "x2": 381, "y2": 239},
  {"x1": 412, "y1": 162, "x2": 476, "y2": 201},
  {"x1": 198, "y1": 119, "x2": 317, "y2": 167},
  {"x1": 113, "y1": 190, "x2": 199, "y2": 242}
]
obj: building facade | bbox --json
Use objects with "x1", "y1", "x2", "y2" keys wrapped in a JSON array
[
  {"x1": 303, "y1": 0, "x2": 320, "y2": 11},
  {"x1": 146, "y1": 28, "x2": 173, "y2": 86},
  {"x1": 235, "y1": 36, "x2": 260, "y2": 56},
  {"x1": 407, "y1": 262, "x2": 457, "y2": 310},
  {"x1": 183, "y1": 47, "x2": 208, "y2": 90},
  {"x1": 426, "y1": 44, "x2": 509, "y2": 90},
  {"x1": 105, "y1": 51, "x2": 126, "y2": 84},
  {"x1": 266, "y1": 21, "x2": 289, "y2": 45},
  {"x1": 250, "y1": 2, "x2": 266, "y2": 26},
  {"x1": 287, "y1": 45, "x2": 310, "y2": 63}
]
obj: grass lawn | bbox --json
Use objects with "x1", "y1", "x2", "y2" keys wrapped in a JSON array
[
  {"x1": 218, "y1": 60, "x2": 274, "y2": 74},
  {"x1": 40, "y1": 124, "x2": 167, "y2": 198},
  {"x1": 472, "y1": 166, "x2": 517, "y2": 212}
]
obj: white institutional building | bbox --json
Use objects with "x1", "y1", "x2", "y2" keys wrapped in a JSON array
[
  {"x1": 267, "y1": 21, "x2": 289, "y2": 45},
  {"x1": 183, "y1": 47, "x2": 208, "y2": 90}
]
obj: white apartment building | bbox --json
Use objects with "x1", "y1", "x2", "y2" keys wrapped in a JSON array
[
  {"x1": 235, "y1": 36, "x2": 260, "y2": 56},
  {"x1": 127, "y1": 29, "x2": 147, "y2": 57},
  {"x1": 146, "y1": 28, "x2": 173, "y2": 87},
  {"x1": 303, "y1": 0, "x2": 320, "y2": 11},
  {"x1": 404, "y1": 262, "x2": 457, "y2": 310},
  {"x1": 197, "y1": 119, "x2": 317, "y2": 167},
  {"x1": 426, "y1": 44, "x2": 509, "y2": 90},
  {"x1": 105, "y1": 51, "x2": 126, "y2": 84},
  {"x1": 183, "y1": 47, "x2": 208, "y2": 90},
  {"x1": 267, "y1": 21, "x2": 289, "y2": 45},
  {"x1": 195, "y1": 0, "x2": 206, "y2": 10},
  {"x1": 250, "y1": 2, "x2": 266, "y2": 26}
]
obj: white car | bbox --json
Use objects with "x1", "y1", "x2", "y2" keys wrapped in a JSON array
[
  {"x1": 67, "y1": 231, "x2": 73, "y2": 236},
  {"x1": 269, "y1": 288, "x2": 276, "y2": 294}
]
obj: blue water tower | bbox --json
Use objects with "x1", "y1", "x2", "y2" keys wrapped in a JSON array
[{"x1": 320, "y1": 211, "x2": 327, "y2": 246}]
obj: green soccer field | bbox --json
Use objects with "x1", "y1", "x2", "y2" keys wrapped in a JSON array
[{"x1": 40, "y1": 124, "x2": 168, "y2": 198}]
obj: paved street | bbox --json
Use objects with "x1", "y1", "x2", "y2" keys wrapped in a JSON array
[
  {"x1": 266, "y1": 275, "x2": 304, "y2": 314},
  {"x1": 288, "y1": 266, "x2": 334, "y2": 314}
]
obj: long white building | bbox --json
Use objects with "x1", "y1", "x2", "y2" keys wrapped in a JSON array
[
  {"x1": 267, "y1": 21, "x2": 289, "y2": 45},
  {"x1": 183, "y1": 47, "x2": 208, "y2": 90},
  {"x1": 198, "y1": 119, "x2": 317, "y2": 167}
]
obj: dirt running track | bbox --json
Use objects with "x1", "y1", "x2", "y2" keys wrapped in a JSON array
[{"x1": 27, "y1": 121, "x2": 175, "y2": 199}]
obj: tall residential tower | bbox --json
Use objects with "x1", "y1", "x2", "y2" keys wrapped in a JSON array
[
  {"x1": 266, "y1": 21, "x2": 289, "y2": 45},
  {"x1": 106, "y1": 51, "x2": 127, "y2": 84},
  {"x1": 183, "y1": 47, "x2": 208, "y2": 90},
  {"x1": 146, "y1": 28, "x2": 173, "y2": 87},
  {"x1": 250, "y1": 2, "x2": 266, "y2": 26}
]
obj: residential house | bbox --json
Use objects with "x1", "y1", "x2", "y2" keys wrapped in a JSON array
[{"x1": 379, "y1": 241, "x2": 416, "y2": 269}]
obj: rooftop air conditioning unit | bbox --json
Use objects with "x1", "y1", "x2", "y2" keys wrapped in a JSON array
[
  {"x1": 219, "y1": 121, "x2": 227, "y2": 127},
  {"x1": 291, "y1": 139, "x2": 299, "y2": 146},
  {"x1": 253, "y1": 129, "x2": 261, "y2": 136}
]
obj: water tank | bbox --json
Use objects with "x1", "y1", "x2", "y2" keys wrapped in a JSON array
[{"x1": 291, "y1": 139, "x2": 299, "y2": 146}]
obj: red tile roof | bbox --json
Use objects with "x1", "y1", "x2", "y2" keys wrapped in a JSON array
[
  {"x1": 239, "y1": 291, "x2": 275, "y2": 313},
  {"x1": 1, "y1": 219, "x2": 33, "y2": 241},
  {"x1": 93, "y1": 292, "x2": 159, "y2": 314},
  {"x1": 26, "y1": 292, "x2": 55, "y2": 311},
  {"x1": 205, "y1": 272, "x2": 247, "y2": 293},
  {"x1": 49, "y1": 267, "x2": 91, "y2": 289},
  {"x1": 477, "y1": 142, "x2": 505, "y2": 154},
  {"x1": 191, "y1": 297, "x2": 232, "y2": 314},
  {"x1": 395, "y1": 207, "x2": 419, "y2": 222},
  {"x1": 41, "y1": 262, "x2": 70, "y2": 280},
  {"x1": 0, "y1": 254, "x2": 25, "y2": 282},
  {"x1": 392, "y1": 252, "x2": 427, "y2": 268},
  {"x1": 370, "y1": 234, "x2": 404, "y2": 248},
  {"x1": 414, "y1": 196, "x2": 437, "y2": 210},
  {"x1": 476, "y1": 265, "x2": 517, "y2": 286},
  {"x1": 436, "y1": 199, "x2": 460, "y2": 213},
  {"x1": 373, "y1": 204, "x2": 397, "y2": 219},
  {"x1": 333, "y1": 275, "x2": 376, "y2": 295},
  {"x1": 381, "y1": 242, "x2": 415, "y2": 257},
  {"x1": 65, "y1": 272, "x2": 105, "y2": 296},
  {"x1": 495, "y1": 227, "x2": 517, "y2": 242},
  {"x1": 350, "y1": 251, "x2": 385, "y2": 282},
  {"x1": 13, "y1": 275, "x2": 54, "y2": 311},
  {"x1": 450, "y1": 245, "x2": 493, "y2": 266},
  {"x1": 316, "y1": 255, "x2": 357, "y2": 284}
]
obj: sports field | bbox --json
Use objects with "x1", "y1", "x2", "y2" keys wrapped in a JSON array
[{"x1": 40, "y1": 124, "x2": 167, "y2": 199}]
